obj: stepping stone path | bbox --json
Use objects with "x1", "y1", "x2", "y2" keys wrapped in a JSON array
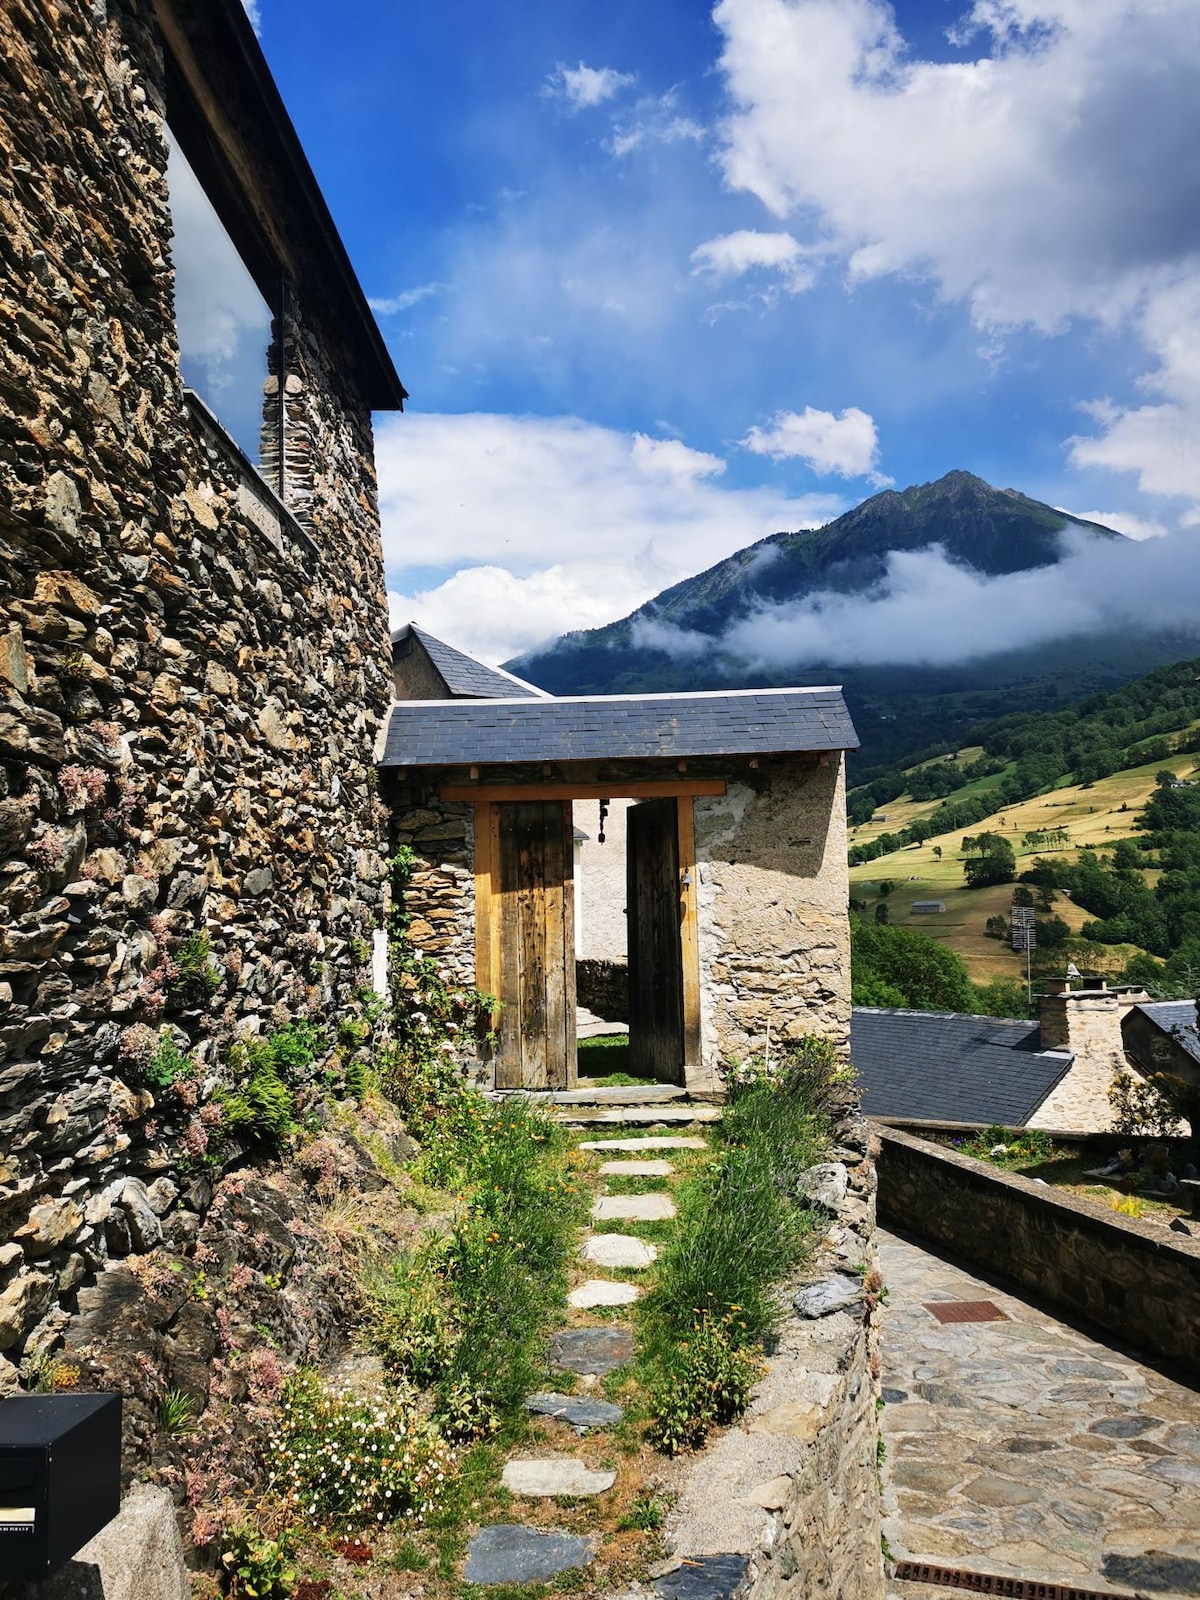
[
  {"x1": 465, "y1": 1526, "x2": 593, "y2": 1585},
  {"x1": 568, "y1": 1278, "x2": 639, "y2": 1308},
  {"x1": 656, "y1": 1554, "x2": 751, "y2": 1600},
  {"x1": 525, "y1": 1392, "x2": 624, "y2": 1430},
  {"x1": 481, "y1": 1112, "x2": 717, "y2": 1588},
  {"x1": 548, "y1": 1325, "x2": 634, "y2": 1376},
  {"x1": 579, "y1": 1136, "x2": 708, "y2": 1151},
  {"x1": 593, "y1": 1192, "x2": 676, "y2": 1222},
  {"x1": 583, "y1": 1233, "x2": 657, "y2": 1268},
  {"x1": 599, "y1": 1158, "x2": 674, "y2": 1176},
  {"x1": 502, "y1": 1459, "x2": 617, "y2": 1497}
]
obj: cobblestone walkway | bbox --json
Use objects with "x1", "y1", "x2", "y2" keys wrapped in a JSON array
[{"x1": 880, "y1": 1228, "x2": 1200, "y2": 1597}]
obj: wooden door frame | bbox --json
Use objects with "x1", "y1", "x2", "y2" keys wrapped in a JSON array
[{"x1": 474, "y1": 790, "x2": 703, "y2": 1081}]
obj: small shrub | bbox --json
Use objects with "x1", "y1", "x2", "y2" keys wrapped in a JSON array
[
  {"x1": 364, "y1": 1254, "x2": 457, "y2": 1388},
  {"x1": 220, "y1": 1527, "x2": 295, "y2": 1600},
  {"x1": 267, "y1": 1372, "x2": 453, "y2": 1530},
  {"x1": 617, "y1": 1493, "x2": 668, "y2": 1532},
  {"x1": 268, "y1": 1022, "x2": 324, "y2": 1081},
  {"x1": 219, "y1": 1066, "x2": 295, "y2": 1152},
  {"x1": 646, "y1": 1313, "x2": 763, "y2": 1456},
  {"x1": 168, "y1": 934, "x2": 223, "y2": 1010},
  {"x1": 1109, "y1": 1068, "x2": 1186, "y2": 1138},
  {"x1": 145, "y1": 1033, "x2": 193, "y2": 1092}
]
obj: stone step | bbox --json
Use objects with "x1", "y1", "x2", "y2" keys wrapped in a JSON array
[
  {"x1": 556, "y1": 1105, "x2": 721, "y2": 1126},
  {"x1": 502, "y1": 1458, "x2": 617, "y2": 1497},
  {"x1": 465, "y1": 1526, "x2": 593, "y2": 1585},
  {"x1": 548, "y1": 1325, "x2": 633, "y2": 1376},
  {"x1": 539, "y1": 1085, "x2": 689, "y2": 1105},
  {"x1": 525, "y1": 1392, "x2": 625, "y2": 1431},
  {"x1": 579, "y1": 1136, "x2": 710, "y2": 1152},
  {"x1": 568, "y1": 1279, "x2": 640, "y2": 1308},
  {"x1": 593, "y1": 1193, "x2": 677, "y2": 1222},
  {"x1": 583, "y1": 1233, "x2": 658, "y2": 1269},
  {"x1": 599, "y1": 1158, "x2": 674, "y2": 1177}
]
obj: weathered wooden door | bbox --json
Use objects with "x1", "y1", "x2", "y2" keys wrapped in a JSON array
[
  {"x1": 492, "y1": 801, "x2": 577, "y2": 1091},
  {"x1": 626, "y1": 797, "x2": 686, "y2": 1083}
]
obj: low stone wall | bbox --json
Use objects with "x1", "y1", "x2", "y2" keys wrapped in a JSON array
[
  {"x1": 664, "y1": 1109, "x2": 884, "y2": 1600},
  {"x1": 877, "y1": 1125, "x2": 1200, "y2": 1378},
  {"x1": 575, "y1": 958, "x2": 628, "y2": 1023}
]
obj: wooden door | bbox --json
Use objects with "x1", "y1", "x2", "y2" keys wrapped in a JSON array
[
  {"x1": 491, "y1": 801, "x2": 576, "y2": 1091},
  {"x1": 627, "y1": 797, "x2": 685, "y2": 1083}
]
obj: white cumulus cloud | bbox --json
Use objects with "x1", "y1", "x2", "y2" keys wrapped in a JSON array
[
  {"x1": 368, "y1": 283, "x2": 442, "y2": 316},
  {"x1": 690, "y1": 230, "x2": 816, "y2": 294},
  {"x1": 376, "y1": 412, "x2": 843, "y2": 662},
  {"x1": 740, "y1": 406, "x2": 889, "y2": 483},
  {"x1": 544, "y1": 62, "x2": 636, "y2": 111},
  {"x1": 711, "y1": 0, "x2": 1200, "y2": 518}
]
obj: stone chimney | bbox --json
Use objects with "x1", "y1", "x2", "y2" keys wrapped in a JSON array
[{"x1": 1028, "y1": 978, "x2": 1150, "y2": 1132}]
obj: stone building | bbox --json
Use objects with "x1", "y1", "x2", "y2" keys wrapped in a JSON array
[
  {"x1": 380, "y1": 682, "x2": 859, "y2": 1092},
  {"x1": 0, "y1": 0, "x2": 402, "y2": 1371}
]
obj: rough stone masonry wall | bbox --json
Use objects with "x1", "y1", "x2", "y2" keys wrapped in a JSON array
[
  {"x1": 694, "y1": 755, "x2": 850, "y2": 1081},
  {"x1": 0, "y1": 2, "x2": 392, "y2": 1381},
  {"x1": 877, "y1": 1126, "x2": 1200, "y2": 1379},
  {"x1": 387, "y1": 784, "x2": 475, "y2": 991}
]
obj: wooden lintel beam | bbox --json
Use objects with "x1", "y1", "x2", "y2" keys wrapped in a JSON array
[{"x1": 440, "y1": 779, "x2": 727, "y2": 803}]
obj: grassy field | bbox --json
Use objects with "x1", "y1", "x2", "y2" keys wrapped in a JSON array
[{"x1": 849, "y1": 752, "x2": 1198, "y2": 982}]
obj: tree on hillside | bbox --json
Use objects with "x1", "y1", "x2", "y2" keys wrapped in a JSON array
[
  {"x1": 851, "y1": 918, "x2": 976, "y2": 1012},
  {"x1": 963, "y1": 833, "x2": 1017, "y2": 888}
]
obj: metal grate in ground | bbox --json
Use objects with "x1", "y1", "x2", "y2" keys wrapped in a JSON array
[
  {"x1": 922, "y1": 1299, "x2": 1009, "y2": 1324},
  {"x1": 893, "y1": 1560, "x2": 1135, "y2": 1599}
]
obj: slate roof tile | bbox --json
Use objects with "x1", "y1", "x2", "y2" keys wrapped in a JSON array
[
  {"x1": 851, "y1": 1006, "x2": 1072, "y2": 1126},
  {"x1": 380, "y1": 687, "x2": 857, "y2": 767}
]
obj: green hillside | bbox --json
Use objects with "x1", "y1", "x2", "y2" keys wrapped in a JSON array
[{"x1": 848, "y1": 658, "x2": 1200, "y2": 996}]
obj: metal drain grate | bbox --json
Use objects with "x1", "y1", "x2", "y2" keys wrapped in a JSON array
[
  {"x1": 923, "y1": 1299, "x2": 1009, "y2": 1324},
  {"x1": 894, "y1": 1560, "x2": 1136, "y2": 1599}
]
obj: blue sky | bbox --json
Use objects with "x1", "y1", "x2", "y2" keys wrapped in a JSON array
[{"x1": 244, "y1": 0, "x2": 1200, "y2": 664}]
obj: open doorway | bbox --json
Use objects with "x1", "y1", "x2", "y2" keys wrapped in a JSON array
[{"x1": 574, "y1": 795, "x2": 700, "y2": 1087}]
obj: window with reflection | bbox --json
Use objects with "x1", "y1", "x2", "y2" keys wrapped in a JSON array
[{"x1": 165, "y1": 127, "x2": 277, "y2": 471}]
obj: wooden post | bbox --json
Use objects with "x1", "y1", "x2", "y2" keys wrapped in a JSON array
[{"x1": 676, "y1": 795, "x2": 702, "y2": 1076}]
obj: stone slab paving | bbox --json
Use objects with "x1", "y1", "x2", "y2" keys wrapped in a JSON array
[
  {"x1": 503, "y1": 1458, "x2": 617, "y2": 1496},
  {"x1": 600, "y1": 1159, "x2": 675, "y2": 1177},
  {"x1": 558, "y1": 1106, "x2": 722, "y2": 1126},
  {"x1": 569, "y1": 1278, "x2": 640, "y2": 1308},
  {"x1": 593, "y1": 1193, "x2": 677, "y2": 1222},
  {"x1": 583, "y1": 1232, "x2": 658, "y2": 1268},
  {"x1": 548, "y1": 1325, "x2": 634, "y2": 1376},
  {"x1": 525, "y1": 1392, "x2": 625, "y2": 1430},
  {"x1": 879, "y1": 1228, "x2": 1200, "y2": 1595},
  {"x1": 580, "y1": 1136, "x2": 709, "y2": 1152},
  {"x1": 465, "y1": 1525, "x2": 593, "y2": 1583}
]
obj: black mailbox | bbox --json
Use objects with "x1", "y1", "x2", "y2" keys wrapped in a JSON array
[{"x1": 0, "y1": 1394, "x2": 122, "y2": 1580}]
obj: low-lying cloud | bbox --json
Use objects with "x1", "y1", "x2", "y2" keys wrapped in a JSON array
[{"x1": 711, "y1": 530, "x2": 1200, "y2": 669}]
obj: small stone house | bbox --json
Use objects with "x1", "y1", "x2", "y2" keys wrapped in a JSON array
[
  {"x1": 0, "y1": 0, "x2": 402, "y2": 1370},
  {"x1": 379, "y1": 660, "x2": 860, "y2": 1093},
  {"x1": 854, "y1": 977, "x2": 1196, "y2": 1133}
]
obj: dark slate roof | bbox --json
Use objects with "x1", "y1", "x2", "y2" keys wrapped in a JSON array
[
  {"x1": 851, "y1": 1007, "x2": 1073, "y2": 1126},
  {"x1": 380, "y1": 687, "x2": 858, "y2": 768},
  {"x1": 1134, "y1": 1001, "x2": 1200, "y2": 1066},
  {"x1": 392, "y1": 625, "x2": 548, "y2": 700}
]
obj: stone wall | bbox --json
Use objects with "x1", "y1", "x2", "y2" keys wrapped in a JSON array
[
  {"x1": 388, "y1": 787, "x2": 476, "y2": 992},
  {"x1": 0, "y1": 1, "x2": 392, "y2": 1382},
  {"x1": 877, "y1": 1126, "x2": 1200, "y2": 1378},
  {"x1": 1028, "y1": 986, "x2": 1147, "y2": 1132},
  {"x1": 575, "y1": 958, "x2": 628, "y2": 1023},
  {"x1": 694, "y1": 755, "x2": 851, "y2": 1082},
  {"x1": 664, "y1": 1107, "x2": 884, "y2": 1600},
  {"x1": 574, "y1": 797, "x2": 629, "y2": 962}
]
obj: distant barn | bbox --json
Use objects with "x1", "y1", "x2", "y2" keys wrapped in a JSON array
[{"x1": 911, "y1": 900, "x2": 945, "y2": 914}]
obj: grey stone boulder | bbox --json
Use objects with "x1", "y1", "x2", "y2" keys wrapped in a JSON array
[
  {"x1": 795, "y1": 1162, "x2": 849, "y2": 1210},
  {"x1": 2, "y1": 1483, "x2": 190, "y2": 1600},
  {"x1": 119, "y1": 1180, "x2": 162, "y2": 1252},
  {"x1": 792, "y1": 1273, "x2": 863, "y2": 1319},
  {"x1": 656, "y1": 1554, "x2": 751, "y2": 1600}
]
